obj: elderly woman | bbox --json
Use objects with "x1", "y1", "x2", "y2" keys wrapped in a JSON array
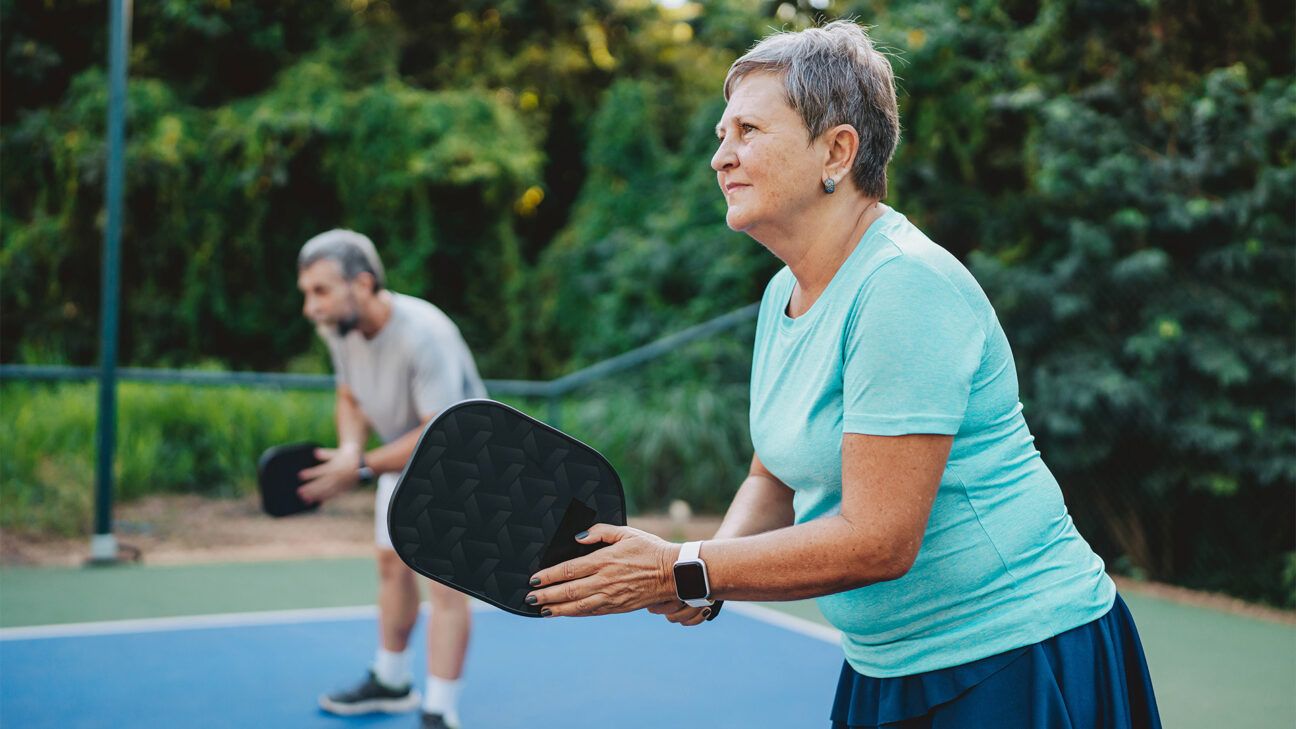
[{"x1": 526, "y1": 21, "x2": 1161, "y2": 728}]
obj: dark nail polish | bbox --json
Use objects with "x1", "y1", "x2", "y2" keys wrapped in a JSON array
[
  {"x1": 575, "y1": 530, "x2": 589, "y2": 540},
  {"x1": 541, "y1": 608, "x2": 552, "y2": 617},
  {"x1": 529, "y1": 577, "x2": 541, "y2": 587},
  {"x1": 526, "y1": 595, "x2": 538, "y2": 605},
  {"x1": 702, "y1": 608, "x2": 712, "y2": 618}
]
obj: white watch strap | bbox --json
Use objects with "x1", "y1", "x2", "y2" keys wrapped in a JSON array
[
  {"x1": 678, "y1": 540, "x2": 702, "y2": 563},
  {"x1": 675, "y1": 541, "x2": 712, "y2": 608}
]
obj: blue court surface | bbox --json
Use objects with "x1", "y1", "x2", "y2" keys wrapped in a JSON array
[{"x1": 1, "y1": 603, "x2": 842, "y2": 728}]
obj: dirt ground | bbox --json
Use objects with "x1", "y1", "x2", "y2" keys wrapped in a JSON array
[{"x1": 0, "y1": 491, "x2": 723, "y2": 568}]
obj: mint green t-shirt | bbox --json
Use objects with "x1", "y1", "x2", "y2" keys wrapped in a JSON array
[{"x1": 749, "y1": 207, "x2": 1114, "y2": 678}]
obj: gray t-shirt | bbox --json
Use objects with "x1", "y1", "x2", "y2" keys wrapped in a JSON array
[{"x1": 322, "y1": 292, "x2": 487, "y2": 443}]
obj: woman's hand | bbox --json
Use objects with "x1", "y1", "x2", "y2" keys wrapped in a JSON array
[
  {"x1": 646, "y1": 600, "x2": 712, "y2": 627},
  {"x1": 526, "y1": 524, "x2": 681, "y2": 617}
]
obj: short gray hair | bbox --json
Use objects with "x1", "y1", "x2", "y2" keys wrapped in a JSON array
[
  {"x1": 297, "y1": 229, "x2": 386, "y2": 291},
  {"x1": 724, "y1": 20, "x2": 900, "y2": 199}
]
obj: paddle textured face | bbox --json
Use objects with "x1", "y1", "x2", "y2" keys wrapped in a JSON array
[
  {"x1": 387, "y1": 400, "x2": 626, "y2": 617},
  {"x1": 256, "y1": 443, "x2": 323, "y2": 518}
]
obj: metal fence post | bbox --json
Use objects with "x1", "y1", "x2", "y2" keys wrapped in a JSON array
[
  {"x1": 547, "y1": 392, "x2": 562, "y2": 431},
  {"x1": 90, "y1": 0, "x2": 130, "y2": 565}
]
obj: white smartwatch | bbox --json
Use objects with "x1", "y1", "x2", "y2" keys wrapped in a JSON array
[{"x1": 672, "y1": 540, "x2": 714, "y2": 608}]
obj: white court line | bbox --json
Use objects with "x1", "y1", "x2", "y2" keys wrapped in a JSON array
[
  {"x1": 0, "y1": 601, "x2": 493, "y2": 641},
  {"x1": 1, "y1": 601, "x2": 840, "y2": 645},
  {"x1": 726, "y1": 602, "x2": 841, "y2": 644},
  {"x1": 0, "y1": 605, "x2": 378, "y2": 640}
]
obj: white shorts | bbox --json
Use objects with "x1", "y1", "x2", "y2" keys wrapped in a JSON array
[{"x1": 374, "y1": 473, "x2": 399, "y2": 550}]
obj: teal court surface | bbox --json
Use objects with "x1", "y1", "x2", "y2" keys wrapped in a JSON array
[{"x1": 2, "y1": 558, "x2": 1293, "y2": 728}]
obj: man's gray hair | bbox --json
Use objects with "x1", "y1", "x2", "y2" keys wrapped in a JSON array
[
  {"x1": 298, "y1": 229, "x2": 386, "y2": 291},
  {"x1": 724, "y1": 20, "x2": 900, "y2": 199}
]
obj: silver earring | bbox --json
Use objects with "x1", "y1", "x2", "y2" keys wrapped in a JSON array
[{"x1": 823, "y1": 178, "x2": 836, "y2": 194}]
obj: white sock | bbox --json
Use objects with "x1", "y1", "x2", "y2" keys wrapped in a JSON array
[
  {"x1": 372, "y1": 648, "x2": 412, "y2": 689},
  {"x1": 423, "y1": 675, "x2": 462, "y2": 724}
]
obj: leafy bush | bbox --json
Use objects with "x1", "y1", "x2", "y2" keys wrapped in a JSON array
[
  {"x1": 1, "y1": 382, "x2": 334, "y2": 535},
  {"x1": 566, "y1": 382, "x2": 751, "y2": 515}
]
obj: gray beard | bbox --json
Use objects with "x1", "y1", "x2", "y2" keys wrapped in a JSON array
[{"x1": 336, "y1": 313, "x2": 360, "y2": 337}]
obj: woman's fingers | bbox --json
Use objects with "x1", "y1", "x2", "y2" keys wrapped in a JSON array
[
  {"x1": 525, "y1": 574, "x2": 613, "y2": 616},
  {"x1": 527, "y1": 551, "x2": 602, "y2": 592},
  {"x1": 663, "y1": 603, "x2": 709, "y2": 626},
  {"x1": 641, "y1": 600, "x2": 712, "y2": 626},
  {"x1": 527, "y1": 524, "x2": 679, "y2": 617},
  {"x1": 678, "y1": 609, "x2": 709, "y2": 627},
  {"x1": 573, "y1": 523, "x2": 638, "y2": 546},
  {"x1": 528, "y1": 524, "x2": 651, "y2": 588}
]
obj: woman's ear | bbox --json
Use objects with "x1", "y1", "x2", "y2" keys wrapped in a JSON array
[{"x1": 823, "y1": 124, "x2": 860, "y2": 187}]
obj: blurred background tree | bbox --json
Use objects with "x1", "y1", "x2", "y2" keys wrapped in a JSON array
[{"x1": 2, "y1": 0, "x2": 1292, "y2": 605}]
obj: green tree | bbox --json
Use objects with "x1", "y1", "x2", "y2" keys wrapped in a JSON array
[
  {"x1": 837, "y1": 0, "x2": 1296, "y2": 604},
  {"x1": 2, "y1": 10, "x2": 543, "y2": 373}
]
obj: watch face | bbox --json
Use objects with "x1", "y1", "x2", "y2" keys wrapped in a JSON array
[{"x1": 674, "y1": 561, "x2": 708, "y2": 601}]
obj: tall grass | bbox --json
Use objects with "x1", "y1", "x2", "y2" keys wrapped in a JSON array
[
  {"x1": 1, "y1": 379, "x2": 753, "y2": 536},
  {"x1": 1, "y1": 382, "x2": 335, "y2": 535}
]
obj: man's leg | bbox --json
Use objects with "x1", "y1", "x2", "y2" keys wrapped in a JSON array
[
  {"x1": 421, "y1": 579, "x2": 470, "y2": 728},
  {"x1": 372, "y1": 472, "x2": 421, "y2": 677},
  {"x1": 376, "y1": 547, "x2": 422, "y2": 671},
  {"x1": 319, "y1": 475, "x2": 422, "y2": 716}
]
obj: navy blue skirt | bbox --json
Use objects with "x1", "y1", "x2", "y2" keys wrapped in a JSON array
[{"x1": 830, "y1": 594, "x2": 1161, "y2": 728}]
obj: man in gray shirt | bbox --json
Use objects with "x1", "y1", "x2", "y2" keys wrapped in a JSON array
[{"x1": 295, "y1": 229, "x2": 485, "y2": 729}]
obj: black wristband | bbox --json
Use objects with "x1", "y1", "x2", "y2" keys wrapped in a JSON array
[{"x1": 357, "y1": 454, "x2": 376, "y2": 484}]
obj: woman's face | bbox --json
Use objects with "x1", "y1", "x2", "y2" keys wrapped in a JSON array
[{"x1": 711, "y1": 72, "x2": 824, "y2": 236}]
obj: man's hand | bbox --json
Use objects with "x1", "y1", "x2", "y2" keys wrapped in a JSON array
[{"x1": 297, "y1": 445, "x2": 363, "y2": 504}]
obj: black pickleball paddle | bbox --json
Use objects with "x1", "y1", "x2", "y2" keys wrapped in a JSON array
[
  {"x1": 386, "y1": 400, "x2": 627, "y2": 617},
  {"x1": 256, "y1": 442, "x2": 324, "y2": 518}
]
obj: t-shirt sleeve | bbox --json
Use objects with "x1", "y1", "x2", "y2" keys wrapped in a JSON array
[
  {"x1": 410, "y1": 340, "x2": 464, "y2": 420},
  {"x1": 842, "y1": 258, "x2": 986, "y2": 436}
]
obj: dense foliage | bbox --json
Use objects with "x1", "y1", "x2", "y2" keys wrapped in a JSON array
[{"x1": 3, "y1": 1, "x2": 1292, "y2": 604}]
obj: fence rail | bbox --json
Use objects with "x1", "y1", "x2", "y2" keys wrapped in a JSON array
[{"x1": 0, "y1": 303, "x2": 761, "y2": 415}]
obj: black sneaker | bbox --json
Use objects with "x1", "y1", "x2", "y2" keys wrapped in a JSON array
[
  {"x1": 318, "y1": 670, "x2": 421, "y2": 716},
  {"x1": 420, "y1": 712, "x2": 459, "y2": 729}
]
